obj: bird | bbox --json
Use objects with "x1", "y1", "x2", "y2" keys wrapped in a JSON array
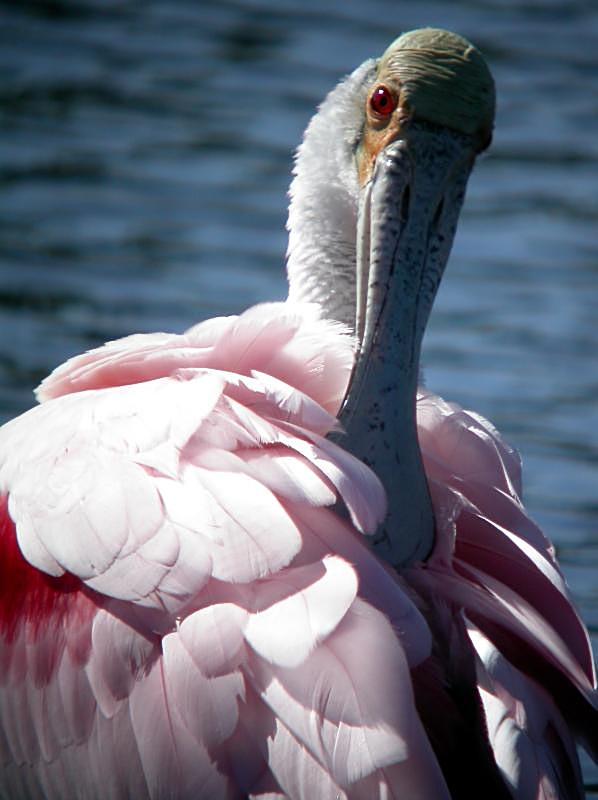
[{"x1": 0, "y1": 26, "x2": 595, "y2": 799}]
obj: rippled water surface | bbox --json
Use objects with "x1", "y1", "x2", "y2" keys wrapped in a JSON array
[{"x1": 1, "y1": 0, "x2": 597, "y2": 789}]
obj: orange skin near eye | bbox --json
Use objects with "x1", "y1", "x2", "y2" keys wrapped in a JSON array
[{"x1": 357, "y1": 82, "x2": 413, "y2": 187}]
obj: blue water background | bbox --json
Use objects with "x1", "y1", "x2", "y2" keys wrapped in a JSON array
[{"x1": 1, "y1": 0, "x2": 597, "y2": 788}]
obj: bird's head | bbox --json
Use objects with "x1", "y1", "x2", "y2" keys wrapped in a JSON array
[
  {"x1": 287, "y1": 27, "x2": 494, "y2": 337},
  {"x1": 356, "y1": 29, "x2": 494, "y2": 185}
]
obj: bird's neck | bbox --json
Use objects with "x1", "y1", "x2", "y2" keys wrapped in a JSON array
[
  {"x1": 286, "y1": 60, "x2": 376, "y2": 330},
  {"x1": 286, "y1": 207, "x2": 358, "y2": 331}
]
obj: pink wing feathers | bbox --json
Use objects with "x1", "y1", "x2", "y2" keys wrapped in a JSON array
[
  {"x1": 413, "y1": 388, "x2": 597, "y2": 796},
  {"x1": 0, "y1": 303, "x2": 595, "y2": 798},
  {"x1": 0, "y1": 303, "x2": 450, "y2": 799},
  {"x1": 470, "y1": 623, "x2": 585, "y2": 799}
]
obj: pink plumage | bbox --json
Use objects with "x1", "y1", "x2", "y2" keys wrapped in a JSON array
[
  {"x1": 0, "y1": 304, "x2": 438, "y2": 798},
  {"x1": 0, "y1": 302, "x2": 595, "y2": 798},
  {"x1": 2, "y1": 26, "x2": 597, "y2": 799}
]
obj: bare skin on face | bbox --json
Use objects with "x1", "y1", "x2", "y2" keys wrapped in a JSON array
[
  {"x1": 356, "y1": 28, "x2": 495, "y2": 187},
  {"x1": 356, "y1": 77, "x2": 413, "y2": 187}
]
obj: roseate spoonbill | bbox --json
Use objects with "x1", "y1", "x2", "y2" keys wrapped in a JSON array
[{"x1": 0, "y1": 27, "x2": 595, "y2": 800}]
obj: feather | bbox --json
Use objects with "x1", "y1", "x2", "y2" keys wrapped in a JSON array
[
  {"x1": 129, "y1": 659, "x2": 230, "y2": 800},
  {"x1": 243, "y1": 556, "x2": 357, "y2": 668},
  {"x1": 470, "y1": 624, "x2": 585, "y2": 799},
  {"x1": 250, "y1": 598, "x2": 447, "y2": 791}
]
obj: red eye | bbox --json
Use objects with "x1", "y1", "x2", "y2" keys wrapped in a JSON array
[{"x1": 370, "y1": 85, "x2": 395, "y2": 116}]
